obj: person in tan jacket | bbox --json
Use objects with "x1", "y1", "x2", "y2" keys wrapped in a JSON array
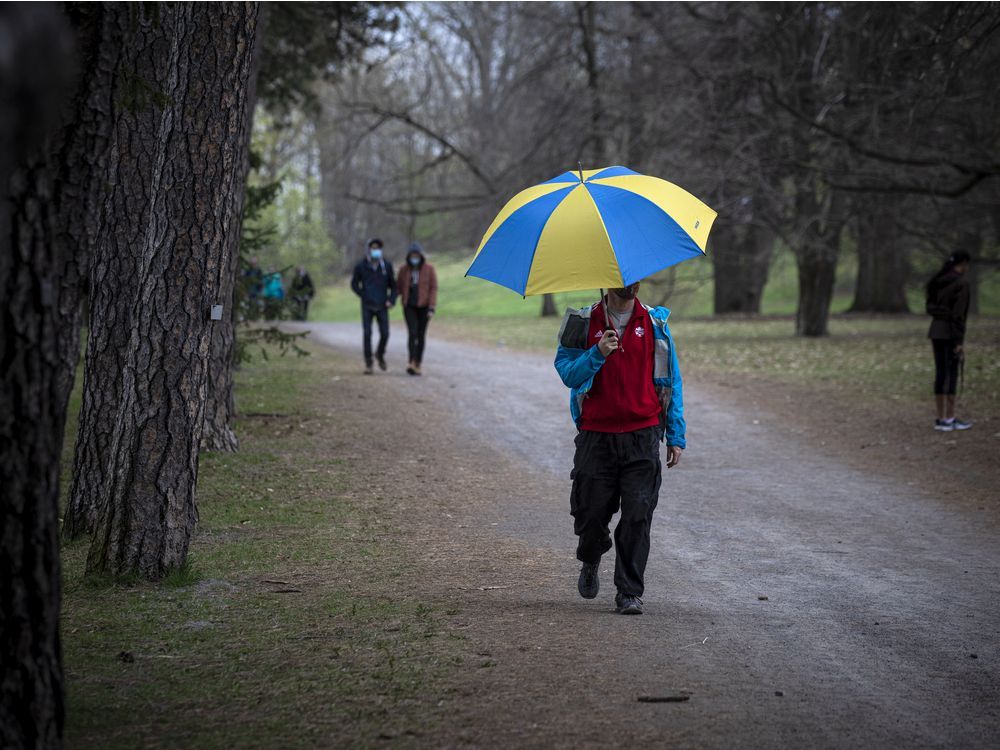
[{"x1": 397, "y1": 243, "x2": 438, "y2": 376}]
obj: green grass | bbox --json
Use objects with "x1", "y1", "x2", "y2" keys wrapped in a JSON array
[
  {"x1": 309, "y1": 248, "x2": 1000, "y2": 324},
  {"x1": 431, "y1": 313, "x2": 1000, "y2": 416},
  {"x1": 60, "y1": 348, "x2": 455, "y2": 749}
]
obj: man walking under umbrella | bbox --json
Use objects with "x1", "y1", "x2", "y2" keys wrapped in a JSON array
[
  {"x1": 554, "y1": 282, "x2": 685, "y2": 615},
  {"x1": 351, "y1": 238, "x2": 397, "y2": 374}
]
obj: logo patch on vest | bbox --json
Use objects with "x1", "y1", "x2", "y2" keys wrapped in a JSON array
[
  {"x1": 634, "y1": 326, "x2": 645, "y2": 337},
  {"x1": 594, "y1": 330, "x2": 604, "y2": 339}
]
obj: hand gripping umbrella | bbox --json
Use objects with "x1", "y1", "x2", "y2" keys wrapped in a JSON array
[{"x1": 466, "y1": 165, "x2": 717, "y2": 335}]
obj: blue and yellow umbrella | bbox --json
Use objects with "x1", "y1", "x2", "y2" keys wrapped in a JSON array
[{"x1": 466, "y1": 166, "x2": 717, "y2": 295}]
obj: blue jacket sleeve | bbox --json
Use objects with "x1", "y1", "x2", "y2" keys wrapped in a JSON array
[
  {"x1": 554, "y1": 345, "x2": 605, "y2": 389},
  {"x1": 350, "y1": 264, "x2": 363, "y2": 298},
  {"x1": 664, "y1": 337, "x2": 686, "y2": 448}
]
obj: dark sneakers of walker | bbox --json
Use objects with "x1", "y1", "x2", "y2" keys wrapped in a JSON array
[
  {"x1": 578, "y1": 561, "x2": 600, "y2": 599},
  {"x1": 615, "y1": 592, "x2": 643, "y2": 615}
]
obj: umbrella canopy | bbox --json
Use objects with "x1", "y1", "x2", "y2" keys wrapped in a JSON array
[{"x1": 466, "y1": 166, "x2": 717, "y2": 296}]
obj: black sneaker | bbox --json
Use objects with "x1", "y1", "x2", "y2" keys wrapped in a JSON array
[
  {"x1": 615, "y1": 592, "x2": 643, "y2": 615},
  {"x1": 578, "y1": 561, "x2": 600, "y2": 599},
  {"x1": 952, "y1": 418, "x2": 973, "y2": 431},
  {"x1": 377, "y1": 355, "x2": 387, "y2": 371}
]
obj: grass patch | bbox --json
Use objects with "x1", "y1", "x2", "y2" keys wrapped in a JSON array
[
  {"x1": 433, "y1": 313, "x2": 1000, "y2": 415},
  {"x1": 60, "y1": 347, "x2": 456, "y2": 749},
  {"x1": 308, "y1": 248, "x2": 1000, "y2": 324}
]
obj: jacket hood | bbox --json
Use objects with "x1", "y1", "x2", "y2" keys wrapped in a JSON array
[{"x1": 405, "y1": 242, "x2": 426, "y2": 262}]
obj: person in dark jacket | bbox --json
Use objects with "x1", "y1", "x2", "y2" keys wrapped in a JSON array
[
  {"x1": 351, "y1": 238, "x2": 397, "y2": 374},
  {"x1": 926, "y1": 251, "x2": 973, "y2": 431},
  {"x1": 396, "y1": 243, "x2": 438, "y2": 376},
  {"x1": 291, "y1": 266, "x2": 315, "y2": 321}
]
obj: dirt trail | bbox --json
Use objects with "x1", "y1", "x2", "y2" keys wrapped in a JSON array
[{"x1": 298, "y1": 321, "x2": 999, "y2": 749}]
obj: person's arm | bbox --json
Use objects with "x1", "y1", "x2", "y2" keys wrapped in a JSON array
[
  {"x1": 951, "y1": 281, "x2": 970, "y2": 345},
  {"x1": 395, "y1": 267, "x2": 406, "y2": 307},
  {"x1": 427, "y1": 264, "x2": 438, "y2": 314},
  {"x1": 554, "y1": 345, "x2": 605, "y2": 388},
  {"x1": 386, "y1": 262, "x2": 398, "y2": 306},
  {"x1": 304, "y1": 273, "x2": 314, "y2": 298},
  {"x1": 350, "y1": 264, "x2": 363, "y2": 298},
  {"x1": 662, "y1": 335, "x2": 686, "y2": 453}
]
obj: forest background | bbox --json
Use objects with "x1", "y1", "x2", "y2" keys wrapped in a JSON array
[{"x1": 252, "y1": 1, "x2": 1000, "y2": 330}]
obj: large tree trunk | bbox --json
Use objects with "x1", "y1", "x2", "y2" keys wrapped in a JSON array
[
  {"x1": 80, "y1": 3, "x2": 259, "y2": 580},
  {"x1": 56, "y1": 5, "x2": 126, "y2": 540},
  {"x1": 0, "y1": 5, "x2": 74, "y2": 747},
  {"x1": 848, "y1": 194, "x2": 909, "y2": 313},
  {"x1": 712, "y1": 221, "x2": 775, "y2": 314},
  {"x1": 200, "y1": 12, "x2": 262, "y2": 454}
]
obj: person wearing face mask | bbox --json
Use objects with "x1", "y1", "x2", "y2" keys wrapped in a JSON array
[
  {"x1": 553, "y1": 282, "x2": 685, "y2": 615},
  {"x1": 350, "y1": 238, "x2": 398, "y2": 374},
  {"x1": 395, "y1": 242, "x2": 438, "y2": 376}
]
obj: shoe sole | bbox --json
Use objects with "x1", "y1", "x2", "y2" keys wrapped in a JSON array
[{"x1": 616, "y1": 605, "x2": 643, "y2": 615}]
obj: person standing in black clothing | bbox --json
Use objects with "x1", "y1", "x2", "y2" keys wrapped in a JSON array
[
  {"x1": 926, "y1": 251, "x2": 973, "y2": 431},
  {"x1": 291, "y1": 266, "x2": 315, "y2": 321},
  {"x1": 351, "y1": 238, "x2": 397, "y2": 374},
  {"x1": 396, "y1": 243, "x2": 438, "y2": 376}
]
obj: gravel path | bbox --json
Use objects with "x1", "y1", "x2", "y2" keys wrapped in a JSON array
[{"x1": 300, "y1": 320, "x2": 999, "y2": 749}]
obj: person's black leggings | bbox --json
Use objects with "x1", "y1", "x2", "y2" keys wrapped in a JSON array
[
  {"x1": 404, "y1": 305, "x2": 430, "y2": 365},
  {"x1": 932, "y1": 338, "x2": 960, "y2": 395}
]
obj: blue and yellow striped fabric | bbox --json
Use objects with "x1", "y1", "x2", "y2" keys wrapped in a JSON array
[{"x1": 466, "y1": 166, "x2": 717, "y2": 296}]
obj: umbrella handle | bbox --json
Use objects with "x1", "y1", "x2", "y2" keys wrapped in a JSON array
[{"x1": 600, "y1": 288, "x2": 618, "y2": 343}]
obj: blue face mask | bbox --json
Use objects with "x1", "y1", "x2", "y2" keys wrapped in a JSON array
[
  {"x1": 408, "y1": 256, "x2": 420, "y2": 266},
  {"x1": 370, "y1": 248, "x2": 383, "y2": 260}
]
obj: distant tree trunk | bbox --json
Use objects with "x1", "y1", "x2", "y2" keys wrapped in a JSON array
[
  {"x1": 540, "y1": 293, "x2": 558, "y2": 316},
  {"x1": 0, "y1": 5, "x2": 74, "y2": 747},
  {"x1": 712, "y1": 221, "x2": 775, "y2": 314},
  {"x1": 848, "y1": 194, "x2": 909, "y2": 313},
  {"x1": 201, "y1": 13, "x2": 262, "y2": 454},
  {"x1": 82, "y1": 3, "x2": 259, "y2": 580},
  {"x1": 577, "y1": 0, "x2": 605, "y2": 166},
  {"x1": 794, "y1": 190, "x2": 845, "y2": 337}
]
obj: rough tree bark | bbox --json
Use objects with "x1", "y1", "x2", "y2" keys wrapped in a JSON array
[
  {"x1": 712, "y1": 221, "x2": 776, "y2": 314},
  {"x1": 81, "y1": 3, "x2": 260, "y2": 580},
  {"x1": 200, "y1": 12, "x2": 262, "y2": 454},
  {"x1": 55, "y1": 5, "x2": 127, "y2": 540},
  {"x1": 848, "y1": 194, "x2": 909, "y2": 313},
  {"x1": 0, "y1": 5, "x2": 74, "y2": 747}
]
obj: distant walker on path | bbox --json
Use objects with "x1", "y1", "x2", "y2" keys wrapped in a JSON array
[
  {"x1": 291, "y1": 266, "x2": 315, "y2": 321},
  {"x1": 397, "y1": 242, "x2": 438, "y2": 376},
  {"x1": 351, "y1": 238, "x2": 397, "y2": 374},
  {"x1": 554, "y1": 283, "x2": 685, "y2": 615},
  {"x1": 926, "y1": 251, "x2": 973, "y2": 432}
]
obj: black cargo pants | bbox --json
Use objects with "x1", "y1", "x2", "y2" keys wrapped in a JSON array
[{"x1": 570, "y1": 425, "x2": 662, "y2": 597}]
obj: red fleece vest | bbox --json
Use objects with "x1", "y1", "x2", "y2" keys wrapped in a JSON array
[{"x1": 579, "y1": 299, "x2": 661, "y2": 433}]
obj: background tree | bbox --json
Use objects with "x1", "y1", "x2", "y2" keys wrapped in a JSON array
[{"x1": 199, "y1": 1, "x2": 397, "y2": 453}]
